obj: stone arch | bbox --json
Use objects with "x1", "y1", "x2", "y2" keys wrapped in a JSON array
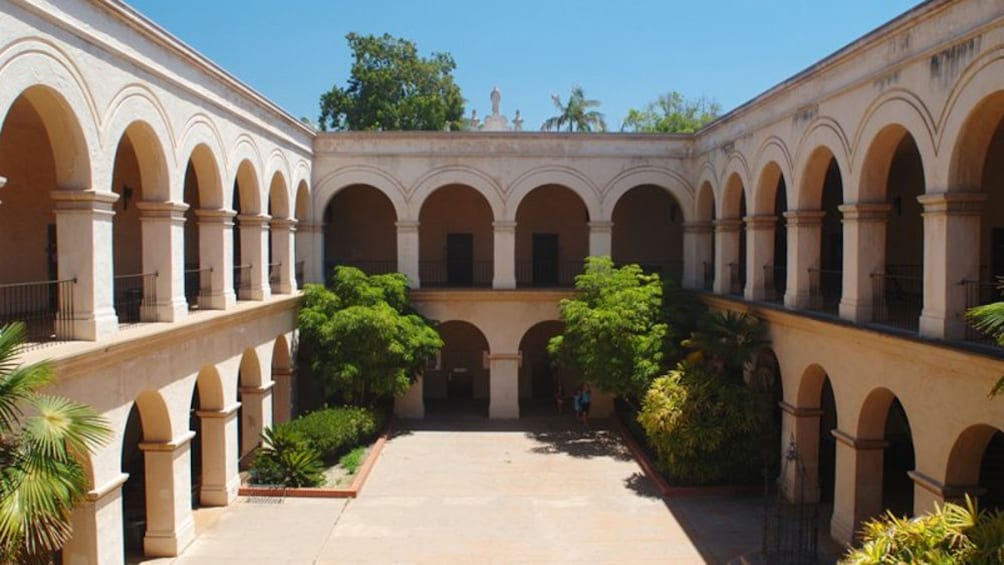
[
  {"x1": 856, "y1": 386, "x2": 903, "y2": 439},
  {"x1": 270, "y1": 334, "x2": 294, "y2": 424},
  {"x1": 231, "y1": 159, "x2": 262, "y2": 215},
  {"x1": 600, "y1": 166, "x2": 695, "y2": 221},
  {"x1": 238, "y1": 347, "x2": 263, "y2": 388},
  {"x1": 518, "y1": 320, "x2": 567, "y2": 401},
  {"x1": 312, "y1": 165, "x2": 407, "y2": 223},
  {"x1": 292, "y1": 160, "x2": 310, "y2": 200},
  {"x1": 945, "y1": 424, "x2": 1002, "y2": 489},
  {"x1": 294, "y1": 180, "x2": 310, "y2": 222},
  {"x1": 753, "y1": 160, "x2": 788, "y2": 216},
  {"x1": 752, "y1": 136, "x2": 794, "y2": 209},
  {"x1": 425, "y1": 320, "x2": 493, "y2": 413},
  {"x1": 265, "y1": 150, "x2": 292, "y2": 203},
  {"x1": 506, "y1": 166, "x2": 602, "y2": 221},
  {"x1": 267, "y1": 170, "x2": 290, "y2": 219},
  {"x1": 418, "y1": 183, "x2": 496, "y2": 286},
  {"x1": 132, "y1": 390, "x2": 173, "y2": 443},
  {"x1": 409, "y1": 166, "x2": 504, "y2": 222},
  {"x1": 945, "y1": 93, "x2": 1004, "y2": 193},
  {"x1": 696, "y1": 180, "x2": 716, "y2": 222},
  {"x1": 720, "y1": 172, "x2": 746, "y2": 219},
  {"x1": 795, "y1": 363, "x2": 832, "y2": 407},
  {"x1": 793, "y1": 119, "x2": 852, "y2": 209},
  {"x1": 102, "y1": 86, "x2": 176, "y2": 201},
  {"x1": 182, "y1": 143, "x2": 224, "y2": 211},
  {"x1": 194, "y1": 365, "x2": 225, "y2": 412}
]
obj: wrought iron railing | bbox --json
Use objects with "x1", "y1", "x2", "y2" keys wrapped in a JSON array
[
  {"x1": 763, "y1": 264, "x2": 787, "y2": 304},
  {"x1": 0, "y1": 278, "x2": 76, "y2": 348},
  {"x1": 808, "y1": 268, "x2": 841, "y2": 314},
  {"x1": 233, "y1": 264, "x2": 251, "y2": 299},
  {"x1": 268, "y1": 262, "x2": 282, "y2": 293},
  {"x1": 702, "y1": 261, "x2": 714, "y2": 291},
  {"x1": 961, "y1": 278, "x2": 1000, "y2": 343},
  {"x1": 295, "y1": 260, "x2": 305, "y2": 289},
  {"x1": 515, "y1": 260, "x2": 582, "y2": 288},
  {"x1": 419, "y1": 260, "x2": 493, "y2": 288},
  {"x1": 184, "y1": 267, "x2": 212, "y2": 310},
  {"x1": 114, "y1": 272, "x2": 157, "y2": 324},
  {"x1": 727, "y1": 262, "x2": 745, "y2": 296},
  {"x1": 872, "y1": 269, "x2": 923, "y2": 331}
]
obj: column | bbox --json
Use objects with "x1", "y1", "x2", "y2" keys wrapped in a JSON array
[
  {"x1": 237, "y1": 214, "x2": 271, "y2": 301},
  {"x1": 918, "y1": 192, "x2": 986, "y2": 340},
  {"x1": 838, "y1": 203, "x2": 891, "y2": 323},
  {"x1": 713, "y1": 218, "x2": 742, "y2": 294},
  {"x1": 297, "y1": 222, "x2": 324, "y2": 285},
  {"x1": 394, "y1": 376, "x2": 425, "y2": 419},
  {"x1": 196, "y1": 404, "x2": 240, "y2": 506},
  {"x1": 783, "y1": 210, "x2": 825, "y2": 309},
  {"x1": 238, "y1": 382, "x2": 274, "y2": 457},
  {"x1": 51, "y1": 190, "x2": 119, "y2": 340},
  {"x1": 744, "y1": 215, "x2": 776, "y2": 301},
  {"x1": 682, "y1": 221, "x2": 713, "y2": 290},
  {"x1": 488, "y1": 353, "x2": 520, "y2": 419},
  {"x1": 588, "y1": 221, "x2": 613, "y2": 258},
  {"x1": 271, "y1": 366, "x2": 293, "y2": 424},
  {"x1": 396, "y1": 220, "x2": 420, "y2": 288},
  {"x1": 137, "y1": 201, "x2": 189, "y2": 322},
  {"x1": 194, "y1": 209, "x2": 236, "y2": 309},
  {"x1": 270, "y1": 218, "x2": 297, "y2": 294},
  {"x1": 778, "y1": 402, "x2": 823, "y2": 502},
  {"x1": 907, "y1": 470, "x2": 985, "y2": 516},
  {"x1": 64, "y1": 473, "x2": 129, "y2": 565},
  {"x1": 140, "y1": 432, "x2": 196, "y2": 557},
  {"x1": 830, "y1": 429, "x2": 888, "y2": 544},
  {"x1": 492, "y1": 220, "x2": 516, "y2": 289}
]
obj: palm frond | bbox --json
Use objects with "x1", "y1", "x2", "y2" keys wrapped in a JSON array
[
  {"x1": 966, "y1": 301, "x2": 1004, "y2": 345},
  {"x1": 24, "y1": 395, "x2": 112, "y2": 458}
]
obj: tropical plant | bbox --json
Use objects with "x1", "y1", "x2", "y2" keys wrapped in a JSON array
[
  {"x1": 841, "y1": 496, "x2": 1004, "y2": 564},
  {"x1": 541, "y1": 86, "x2": 606, "y2": 132},
  {"x1": 682, "y1": 310, "x2": 769, "y2": 382},
  {"x1": 248, "y1": 426, "x2": 324, "y2": 488},
  {"x1": 0, "y1": 322, "x2": 112, "y2": 563},
  {"x1": 966, "y1": 291, "x2": 1004, "y2": 397},
  {"x1": 621, "y1": 91, "x2": 721, "y2": 133}
]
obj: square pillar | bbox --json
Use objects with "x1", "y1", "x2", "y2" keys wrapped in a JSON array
[
  {"x1": 298, "y1": 222, "x2": 324, "y2": 285},
  {"x1": 238, "y1": 382, "x2": 274, "y2": 457},
  {"x1": 488, "y1": 353, "x2": 520, "y2": 419},
  {"x1": 237, "y1": 214, "x2": 271, "y2": 301},
  {"x1": 51, "y1": 190, "x2": 120, "y2": 340},
  {"x1": 136, "y1": 201, "x2": 189, "y2": 322},
  {"x1": 588, "y1": 221, "x2": 613, "y2": 258},
  {"x1": 140, "y1": 432, "x2": 196, "y2": 557},
  {"x1": 683, "y1": 221, "x2": 713, "y2": 290},
  {"x1": 396, "y1": 220, "x2": 420, "y2": 288},
  {"x1": 394, "y1": 376, "x2": 425, "y2": 419},
  {"x1": 64, "y1": 473, "x2": 129, "y2": 565},
  {"x1": 838, "y1": 203, "x2": 891, "y2": 323},
  {"x1": 779, "y1": 402, "x2": 823, "y2": 503},
  {"x1": 744, "y1": 215, "x2": 776, "y2": 301},
  {"x1": 270, "y1": 218, "x2": 297, "y2": 294},
  {"x1": 830, "y1": 429, "x2": 888, "y2": 545},
  {"x1": 194, "y1": 209, "x2": 237, "y2": 309},
  {"x1": 713, "y1": 218, "x2": 742, "y2": 295},
  {"x1": 917, "y1": 192, "x2": 986, "y2": 340},
  {"x1": 492, "y1": 221, "x2": 516, "y2": 289},
  {"x1": 196, "y1": 404, "x2": 240, "y2": 506},
  {"x1": 783, "y1": 210, "x2": 825, "y2": 309},
  {"x1": 271, "y1": 367, "x2": 293, "y2": 424}
]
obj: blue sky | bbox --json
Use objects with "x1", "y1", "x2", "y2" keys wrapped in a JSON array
[{"x1": 125, "y1": 0, "x2": 920, "y2": 131}]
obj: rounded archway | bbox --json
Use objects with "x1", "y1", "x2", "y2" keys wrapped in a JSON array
[
  {"x1": 267, "y1": 171, "x2": 290, "y2": 294},
  {"x1": 323, "y1": 185, "x2": 398, "y2": 281},
  {"x1": 119, "y1": 391, "x2": 174, "y2": 558},
  {"x1": 696, "y1": 181, "x2": 716, "y2": 289},
  {"x1": 753, "y1": 163, "x2": 788, "y2": 303},
  {"x1": 517, "y1": 321, "x2": 582, "y2": 416},
  {"x1": 236, "y1": 348, "x2": 262, "y2": 463},
  {"x1": 857, "y1": 388, "x2": 916, "y2": 519},
  {"x1": 424, "y1": 320, "x2": 490, "y2": 417},
  {"x1": 610, "y1": 185, "x2": 684, "y2": 283},
  {"x1": 797, "y1": 147, "x2": 844, "y2": 314},
  {"x1": 418, "y1": 185, "x2": 494, "y2": 287},
  {"x1": 514, "y1": 185, "x2": 589, "y2": 287},
  {"x1": 232, "y1": 160, "x2": 261, "y2": 301},
  {"x1": 182, "y1": 144, "x2": 223, "y2": 310},
  {"x1": 794, "y1": 364, "x2": 838, "y2": 516},
  {"x1": 946, "y1": 424, "x2": 1004, "y2": 511},
  {"x1": 293, "y1": 180, "x2": 310, "y2": 287},
  {"x1": 718, "y1": 173, "x2": 747, "y2": 295}
]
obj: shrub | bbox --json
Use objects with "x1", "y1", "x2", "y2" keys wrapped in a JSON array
[
  {"x1": 285, "y1": 406, "x2": 385, "y2": 463},
  {"x1": 842, "y1": 496, "x2": 1004, "y2": 564},
  {"x1": 248, "y1": 426, "x2": 324, "y2": 488},
  {"x1": 339, "y1": 446, "x2": 368, "y2": 475},
  {"x1": 636, "y1": 362, "x2": 771, "y2": 485}
]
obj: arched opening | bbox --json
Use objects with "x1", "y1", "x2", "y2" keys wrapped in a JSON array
[
  {"x1": 611, "y1": 185, "x2": 684, "y2": 282},
  {"x1": 719, "y1": 174, "x2": 746, "y2": 295},
  {"x1": 517, "y1": 320, "x2": 582, "y2": 416},
  {"x1": 236, "y1": 348, "x2": 262, "y2": 465},
  {"x1": 191, "y1": 365, "x2": 225, "y2": 507},
  {"x1": 271, "y1": 334, "x2": 293, "y2": 424},
  {"x1": 424, "y1": 320, "x2": 490, "y2": 417},
  {"x1": 0, "y1": 87, "x2": 86, "y2": 343},
  {"x1": 182, "y1": 145, "x2": 222, "y2": 310},
  {"x1": 749, "y1": 348, "x2": 783, "y2": 477},
  {"x1": 232, "y1": 160, "x2": 260, "y2": 300},
  {"x1": 515, "y1": 185, "x2": 588, "y2": 287},
  {"x1": 323, "y1": 185, "x2": 397, "y2": 281},
  {"x1": 189, "y1": 384, "x2": 202, "y2": 509},
  {"x1": 267, "y1": 172, "x2": 289, "y2": 294},
  {"x1": 796, "y1": 365, "x2": 838, "y2": 522},
  {"x1": 696, "y1": 181, "x2": 716, "y2": 290},
  {"x1": 294, "y1": 180, "x2": 309, "y2": 287},
  {"x1": 119, "y1": 392, "x2": 172, "y2": 559},
  {"x1": 800, "y1": 149, "x2": 844, "y2": 314},
  {"x1": 946, "y1": 425, "x2": 1004, "y2": 512},
  {"x1": 858, "y1": 389, "x2": 916, "y2": 519},
  {"x1": 418, "y1": 185, "x2": 494, "y2": 287},
  {"x1": 755, "y1": 163, "x2": 787, "y2": 304}
]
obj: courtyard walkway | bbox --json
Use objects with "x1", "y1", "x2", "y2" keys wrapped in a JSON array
[{"x1": 142, "y1": 416, "x2": 838, "y2": 564}]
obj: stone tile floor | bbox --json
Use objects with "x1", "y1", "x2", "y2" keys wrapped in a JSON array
[{"x1": 139, "y1": 416, "x2": 842, "y2": 564}]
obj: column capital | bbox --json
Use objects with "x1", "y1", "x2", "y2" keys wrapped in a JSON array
[
  {"x1": 917, "y1": 192, "x2": 987, "y2": 216},
  {"x1": 487, "y1": 352, "x2": 522, "y2": 362},
  {"x1": 194, "y1": 208, "x2": 236, "y2": 224},
  {"x1": 395, "y1": 220, "x2": 420, "y2": 231},
  {"x1": 492, "y1": 220, "x2": 517, "y2": 231},
  {"x1": 713, "y1": 218, "x2": 743, "y2": 232},
  {"x1": 831, "y1": 428, "x2": 889, "y2": 450},
  {"x1": 237, "y1": 213, "x2": 271, "y2": 226},
  {"x1": 139, "y1": 430, "x2": 196, "y2": 452},
  {"x1": 196, "y1": 402, "x2": 241, "y2": 419},
  {"x1": 743, "y1": 215, "x2": 776, "y2": 230},
  {"x1": 298, "y1": 222, "x2": 323, "y2": 233},
  {"x1": 86, "y1": 472, "x2": 129, "y2": 502},
  {"x1": 50, "y1": 189, "x2": 119, "y2": 211},
  {"x1": 838, "y1": 202, "x2": 891, "y2": 222},
  {"x1": 778, "y1": 401, "x2": 823, "y2": 417},
  {"x1": 908, "y1": 470, "x2": 986, "y2": 499},
  {"x1": 587, "y1": 221, "x2": 614, "y2": 232},
  {"x1": 270, "y1": 217, "x2": 298, "y2": 230},
  {"x1": 239, "y1": 382, "x2": 275, "y2": 396},
  {"x1": 782, "y1": 209, "x2": 826, "y2": 226},
  {"x1": 136, "y1": 201, "x2": 189, "y2": 222},
  {"x1": 683, "y1": 220, "x2": 713, "y2": 233}
]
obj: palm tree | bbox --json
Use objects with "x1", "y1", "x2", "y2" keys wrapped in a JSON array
[
  {"x1": 966, "y1": 298, "x2": 1004, "y2": 397},
  {"x1": 541, "y1": 86, "x2": 606, "y2": 132},
  {"x1": 0, "y1": 322, "x2": 111, "y2": 563},
  {"x1": 682, "y1": 311, "x2": 769, "y2": 383}
]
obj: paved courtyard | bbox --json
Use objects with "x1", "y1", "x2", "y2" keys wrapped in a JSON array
[{"x1": 142, "y1": 417, "x2": 838, "y2": 564}]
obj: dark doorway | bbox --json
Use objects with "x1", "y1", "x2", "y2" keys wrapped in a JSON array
[
  {"x1": 882, "y1": 399, "x2": 915, "y2": 517},
  {"x1": 447, "y1": 233, "x2": 474, "y2": 286},
  {"x1": 532, "y1": 233, "x2": 559, "y2": 285},
  {"x1": 992, "y1": 229, "x2": 1004, "y2": 279},
  {"x1": 447, "y1": 368, "x2": 474, "y2": 400}
]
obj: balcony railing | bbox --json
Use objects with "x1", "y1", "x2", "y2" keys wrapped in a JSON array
[
  {"x1": 808, "y1": 268, "x2": 841, "y2": 315},
  {"x1": 184, "y1": 267, "x2": 212, "y2": 310},
  {"x1": 872, "y1": 269, "x2": 923, "y2": 331},
  {"x1": 419, "y1": 261, "x2": 493, "y2": 288},
  {"x1": 114, "y1": 272, "x2": 157, "y2": 324},
  {"x1": 269, "y1": 262, "x2": 282, "y2": 293},
  {"x1": 295, "y1": 260, "x2": 305, "y2": 289},
  {"x1": 961, "y1": 278, "x2": 1000, "y2": 344},
  {"x1": 233, "y1": 264, "x2": 251, "y2": 299},
  {"x1": 703, "y1": 261, "x2": 714, "y2": 291},
  {"x1": 515, "y1": 260, "x2": 582, "y2": 288},
  {"x1": 763, "y1": 264, "x2": 787, "y2": 304},
  {"x1": 0, "y1": 278, "x2": 76, "y2": 348},
  {"x1": 727, "y1": 262, "x2": 745, "y2": 296}
]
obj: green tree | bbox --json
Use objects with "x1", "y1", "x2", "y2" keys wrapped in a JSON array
[
  {"x1": 620, "y1": 91, "x2": 721, "y2": 133},
  {"x1": 297, "y1": 267, "x2": 443, "y2": 403},
  {"x1": 0, "y1": 323, "x2": 112, "y2": 563},
  {"x1": 966, "y1": 296, "x2": 1004, "y2": 397},
  {"x1": 548, "y1": 257, "x2": 667, "y2": 400},
  {"x1": 318, "y1": 33, "x2": 465, "y2": 132},
  {"x1": 541, "y1": 86, "x2": 607, "y2": 132}
]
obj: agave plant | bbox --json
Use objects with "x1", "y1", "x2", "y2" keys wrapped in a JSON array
[
  {"x1": 249, "y1": 426, "x2": 324, "y2": 488},
  {"x1": 0, "y1": 322, "x2": 112, "y2": 563}
]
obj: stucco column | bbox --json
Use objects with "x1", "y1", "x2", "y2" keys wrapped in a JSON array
[
  {"x1": 838, "y1": 203, "x2": 890, "y2": 323},
  {"x1": 298, "y1": 222, "x2": 324, "y2": 284},
  {"x1": 237, "y1": 214, "x2": 271, "y2": 301},
  {"x1": 396, "y1": 220, "x2": 420, "y2": 288},
  {"x1": 830, "y1": 429, "x2": 888, "y2": 545},
  {"x1": 744, "y1": 215, "x2": 776, "y2": 301},
  {"x1": 270, "y1": 218, "x2": 297, "y2": 294},
  {"x1": 492, "y1": 220, "x2": 516, "y2": 289},
  {"x1": 682, "y1": 221, "x2": 713, "y2": 290},
  {"x1": 394, "y1": 375, "x2": 425, "y2": 419},
  {"x1": 140, "y1": 432, "x2": 196, "y2": 557},
  {"x1": 713, "y1": 218, "x2": 742, "y2": 294},
  {"x1": 488, "y1": 353, "x2": 520, "y2": 419},
  {"x1": 194, "y1": 209, "x2": 236, "y2": 309},
  {"x1": 271, "y1": 367, "x2": 293, "y2": 424},
  {"x1": 918, "y1": 192, "x2": 986, "y2": 340},
  {"x1": 238, "y1": 382, "x2": 274, "y2": 457},
  {"x1": 196, "y1": 404, "x2": 240, "y2": 506},
  {"x1": 136, "y1": 201, "x2": 189, "y2": 322},
  {"x1": 51, "y1": 190, "x2": 119, "y2": 340},
  {"x1": 779, "y1": 402, "x2": 823, "y2": 503},
  {"x1": 64, "y1": 473, "x2": 129, "y2": 565},
  {"x1": 588, "y1": 221, "x2": 613, "y2": 258},
  {"x1": 783, "y1": 210, "x2": 825, "y2": 309}
]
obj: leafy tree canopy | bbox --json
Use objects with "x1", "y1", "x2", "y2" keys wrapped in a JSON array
[
  {"x1": 621, "y1": 91, "x2": 721, "y2": 133},
  {"x1": 318, "y1": 33, "x2": 465, "y2": 132},
  {"x1": 548, "y1": 257, "x2": 667, "y2": 400},
  {"x1": 297, "y1": 267, "x2": 443, "y2": 403},
  {"x1": 542, "y1": 86, "x2": 606, "y2": 132}
]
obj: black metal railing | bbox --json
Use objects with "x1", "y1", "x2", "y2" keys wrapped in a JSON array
[
  {"x1": 0, "y1": 278, "x2": 76, "y2": 348},
  {"x1": 419, "y1": 261, "x2": 493, "y2": 288},
  {"x1": 184, "y1": 267, "x2": 212, "y2": 310},
  {"x1": 703, "y1": 261, "x2": 714, "y2": 291},
  {"x1": 295, "y1": 260, "x2": 305, "y2": 288},
  {"x1": 727, "y1": 262, "x2": 745, "y2": 296},
  {"x1": 763, "y1": 264, "x2": 787, "y2": 303},
  {"x1": 515, "y1": 260, "x2": 582, "y2": 288},
  {"x1": 613, "y1": 260, "x2": 684, "y2": 283},
  {"x1": 872, "y1": 268, "x2": 923, "y2": 331},
  {"x1": 233, "y1": 264, "x2": 251, "y2": 299},
  {"x1": 808, "y1": 268, "x2": 842, "y2": 314},
  {"x1": 961, "y1": 278, "x2": 1000, "y2": 343},
  {"x1": 114, "y1": 272, "x2": 157, "y2": 324},
  {"x1": 268, "y1": 262, "x2": 282, "y2": 293}
]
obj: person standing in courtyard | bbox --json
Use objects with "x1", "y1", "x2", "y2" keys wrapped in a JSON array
[{"x1": 579, "y1": 383, "x2": 592, "y2": 426}]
